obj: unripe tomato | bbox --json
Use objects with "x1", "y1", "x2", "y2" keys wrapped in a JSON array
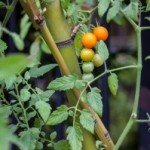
[
  {"x1": 81, "y1": 33, "x2": 97, "y2": 48},
  {"x1": 92, "y1": 54, "x2": 104, "y2": 67},
  {"x1": 80, "y1": 48, "x2": 95, "y2": 62},
  {"x1": 93, "y1": 26, "x2": 108, "y2": 41},
  {"x1": 82, "y1": 73, "x2": 94, "y2": 82},
  {"x1": 82, "y1": 62, "x2": 94, "y2": 73}
]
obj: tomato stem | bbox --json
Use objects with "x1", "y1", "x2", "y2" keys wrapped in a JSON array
[
  {"x1": 2, "y1": 0, "x2": 18, "y2": 27},
  {"x1": 114, "y1": 20, "x2": 142, "y2": 150}
]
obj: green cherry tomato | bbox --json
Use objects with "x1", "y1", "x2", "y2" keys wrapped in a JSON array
[
  {"x1": 92, "y1": 54, "x2": 104, "y2": 67},
  {"x1": 82, "y1": 62, "x2": 94, "y2": 73},
  {"x1": 82, "y1": 73, "x2": 94, "y2": 82}
]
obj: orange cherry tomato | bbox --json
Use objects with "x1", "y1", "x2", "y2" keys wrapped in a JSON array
[
  {"x1": 93, "y1": 26, "x2": 108, "y2": 41},
  {"x1": 81, "y1": 33, "x2": 97, "y2": 48}
]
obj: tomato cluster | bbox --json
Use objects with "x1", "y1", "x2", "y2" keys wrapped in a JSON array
[{"x1": 80, "y1": 26, "x2": 108, "y2": 81}]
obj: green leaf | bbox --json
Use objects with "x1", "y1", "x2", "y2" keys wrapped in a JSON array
[
  {"x1": 5, "y1": 75, "x2": 16, "y2": 89},
  {"x1": 10, "y1": 33, "x2": 24, "y2": 51},
  {"x1": 0, "y1": 39, "x2": 7, "y2": 52},
  {"x1": 0, "y1": 123, "x2": 27, "y2": 150},
  {"x1": 50, "y1": 131, "x2": 57, "y2": 140},
  {"x1": 35, "y1": 141, "x2": 43, "y2": 150},
  {"x1": 28, "y1": 40, "x2": 41, "y2": 67},
  {"x1": 61, "y1": 0, "x2": 70, "y2": 10},
  {"x1": 54, "y1": 140, "x2": 71, "y2": 150},
  {"x1": 0, "y1": 105, "x2": 12, "y2": 119},
  {"x1": 24, "y1": 71, "x2": 30, "y2": 80},
  {"x1": 80, "y1": 109, "x2": 94, "y2": 134},
  {"x1": 97, "y1": 41, "x2": 109, "y2": 61},
  {"x1": 75, "y1": 80, "x2": 85, "y2": 89},
  {"x1": 47, "y1": 105, "x2": 69, "y2": 125},
  {"x1": 80, "y1": 24, "x2": 88, "y2": 33},
  {"x1": 29, "y1": 64, "x2": 57, "y2": 78},
  {"x1": 67, "y1": 4, "x2": 76, "y2": 17},
  {"x1": 145, "y1": 55, "x2": 150, "y2": 60},
  {"x1": 113, "y1": 14, "x2": 126, "y2": 26},
  {"x1": 87, "y1": 88, "x2": 103, "y2": 116},
  {"x1": 66, "y1": 123, "x2": 83, "y2": 150},
  {"x1": 145, "y1": 17, "x2": 150, "y2": 21},
  {"x1": 41, "y1": 39, "x2": 51, "y2": 54},
  {"x1": 20, "y1": 14, "x2": 31, "y2": 39},
  {"x1": 47, "y1": 75, "x2": 77, "y2": 91},
  {"x1": 107, "y1": 1, "x2": 120, "y2": 22},
  {"x1": 98, "y1": 0, "x2": 110, "y2": 18},
  {"x1": 96, "y1": 140, "x2": 103, "y2": 149},
  {"x1": 20, "y1": 89, "x2": 31, "y2": 102},
  {"x1": 36, "y1": 88, "x2": 55, "y2": 101},
  {"x1": 19, "y1": 128, "x2": 40, "y2": 150},
  {"x1": 0, "y1": 54, "x2": 28, "y2": 80},
  {"x1": 27, "y1": 111, "x2": 36, "y2": 121},
  {"x1": 74, "y1": 32, "x2": 83, "y2": 56},
  {"x1": 123, "y1": 1, "x2": 138, "y2": 22},
  {"x1": 76, "y1": 0, "x2": 85, "y2": 4},
  {"x1": 108, "y1": 73, "x2": 118, "y2": 96},
  {"x1": 0, "y1": 1, "x2": 6, "y2": 7},
  {"x1": 146, "y1": 0, "x2": 150, "y2": 11},
  {"x1": 35, "y1": 101, "x2": 51, "y2": 122}
]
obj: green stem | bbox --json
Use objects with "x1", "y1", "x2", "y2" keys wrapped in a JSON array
[
  {"x1": 15, "y1": 84, "x2": 30, "y2": 129},
  {"x1": 78, "y1": 6, "x2": 98, "y2": 14},
  {"x1": 6, "y1": 0, "x2": 9, "y2": 5},
  {"x1": 0, "y1": 89, "x2": 21, "y2": 124},
  {"x1": 20, "y1": 76, "x2": 42, "y2": 101},
  {"x1": 136, "y1": 120, "x2": 150, "y2": 123},
  {"x1": 141, "y1": 26, "x2": 150, "y2": 31},
  {"x1": 133, "y1": 29, "x2": 142, "y2": 113},
  {"x1": 2, "y1": 0, "x2": 18, "y2": 27},
  {"x1": 114, "y1": 118, "x2": 134, "y2": 150},
  {"x1": 114, "y1": 28, "x2": 142, "y2": 150},
  {"x1": 90, "y1": 65, "x2": 137, "y2": 84},
  {"x1": 73, "y1": 85, "x2": 88, "y2": 125}
]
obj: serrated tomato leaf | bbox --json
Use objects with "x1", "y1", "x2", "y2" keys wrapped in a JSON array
[
  {"x1": 66, "y1": 123, "x2": 83, "y2": 150},
  {"x1": 47, "y1": 105, "x2": 69, "y2": 125},
  {"x1": 108, "y1": 73, "x2": 118, "y2": 96},
  {"x1": 35, "y1": 101, "x2": 51, "y2": 122},
  {"x1": 47, "y1": 75, "x2": 77, "y2": 91},
  {"x1": 96, "y1": 41, "x2": 109, "y2": 61},
  {"x1": 98, "y1": 0, "x2": 110, "y2": 18},
  {"x1": 80, "y1": 109, "x2": 94, "y2": 134},
  {"x1": 87, "y1": 88, "x2": 103, "y2": 116}
]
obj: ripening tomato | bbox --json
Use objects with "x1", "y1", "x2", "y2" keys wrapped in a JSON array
[
  {"x1": 82, "y1": 62, "x2": 94, "y2": 73},
  {"x1": 92, "y1": 54, "x2": 104, "y2": 67},
  {"x1": 93, "y1": 26, "x2": 108, "y2": 41},
  {"x1": 82, "y1": 73, "x2": 94, "y2": 82},
  {"x1": 81, "y1": 33, "x2": 97, "y2": 48},
  {"x1": 80, "y1": 48, "x2": 95, "y2": 62}
]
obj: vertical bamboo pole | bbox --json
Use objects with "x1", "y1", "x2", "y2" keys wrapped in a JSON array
[{"x1": 42, "y1": 1, "x2": 97, "y2": 149}]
